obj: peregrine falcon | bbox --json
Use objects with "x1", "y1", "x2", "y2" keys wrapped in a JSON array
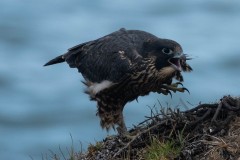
[{"x1": 44, "y1": 28, "x2": 192, "y2": 135}]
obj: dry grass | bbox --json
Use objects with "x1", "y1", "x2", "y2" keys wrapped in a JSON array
[
  {"x1": 41, "y1": 96, "x2": 240, "y2": 160},
  {"x1": 199, "y1": 117, "x2": 240, "y2": 160}
]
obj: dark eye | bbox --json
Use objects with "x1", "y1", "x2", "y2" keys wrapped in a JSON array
[{"x1": 162, "y1": 48, "x2": 173, "y2": 55}]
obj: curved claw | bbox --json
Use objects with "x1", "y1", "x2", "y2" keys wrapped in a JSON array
[
  {"x1": 183, "y1": 87, "x2": 190, "y2": 94},
  {"x1": 171, "y1": 82, "x2": 183, "y2": 88},
  {"x1": 168, "y1": 90, "x2": 172, "y2": 98},
  {"x1": 135, "y1": 98, "x2": 139, "y2": 103},
  {"x1": 176, "y1": 82, "x2": 183, "y2": 87}
]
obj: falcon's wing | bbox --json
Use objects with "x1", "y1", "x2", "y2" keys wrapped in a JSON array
[{"x1": 63, "y1": 29, "x2": 157, "y2": 83}]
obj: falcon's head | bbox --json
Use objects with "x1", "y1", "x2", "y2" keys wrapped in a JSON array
[{"x1": 144, "y1": 38, "x2": 192, "y2": 82}]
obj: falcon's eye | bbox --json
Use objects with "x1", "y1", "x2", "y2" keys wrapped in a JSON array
[{"x1": 162, "y1": 48, "x2": 173, "y2": 55}]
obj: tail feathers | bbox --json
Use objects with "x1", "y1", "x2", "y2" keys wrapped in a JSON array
[{"x1": 44, "y1": 55, "x2": 65, "y2": 66}]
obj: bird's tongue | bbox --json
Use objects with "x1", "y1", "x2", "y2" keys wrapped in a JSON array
[{"x1": 169, "y1": 58, "x2": 182, "y2": 71}]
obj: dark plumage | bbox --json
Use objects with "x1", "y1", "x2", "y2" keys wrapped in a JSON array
[{"x1": 44, "y1": 28, "x2": 192, "y2": 134}]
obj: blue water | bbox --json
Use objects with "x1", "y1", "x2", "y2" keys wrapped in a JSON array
[{"x1": 1, "y1": 0, "x2": 240, "y2": 159}]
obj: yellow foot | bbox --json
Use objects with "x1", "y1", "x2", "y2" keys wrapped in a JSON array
[
  {"x1": 117, "y1": 127, "x2": 138, "y2": 140},
  {"x1": 161, "y1": 82, "x2": 190, "y2": 94}
]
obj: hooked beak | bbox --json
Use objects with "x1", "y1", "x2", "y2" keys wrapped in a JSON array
[{"x1": 168, "y1": 54, "x2": 186, "y2": 72}]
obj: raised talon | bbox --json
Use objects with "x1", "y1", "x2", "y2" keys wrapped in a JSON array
[
  {"x1": 173, "y1": 87, "x2": 190, "y2": 94},
  {"x1": 156, "y1": 88, "x2": 171, "y2": 96},
  {"x1": 170, "y1": 83, "x2": 178, "y2": 88},
  {"x1": 171, "y1": 82, "x2": 183, "y2": 88},
  {"x1": 176, "y1": 82, "x2": 183, "y2": 87},
  {"x1": 161, "y1": 84, "x2": 190, "y2": 94},
  {"x1": 183, "y1": 87, "x2": 190, "y2": 94},
  {"x1": 177, "y1": 87, "x2": 190, "y2": 94},
  {"x1": 162, "y1": 89, "x2": 172, "y2": 97},
  {"x1": 167, "y1": 90, "x2": 172, "y2": 98}
]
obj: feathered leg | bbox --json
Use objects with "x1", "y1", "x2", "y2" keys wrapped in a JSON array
[{"x1": 97, "y1": 100, "x2": 127, "y2": 135}]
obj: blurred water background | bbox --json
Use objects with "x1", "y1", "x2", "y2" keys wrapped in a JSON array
[{"x1": 0, "y1": 0, "x2": 240, "y2": 159}]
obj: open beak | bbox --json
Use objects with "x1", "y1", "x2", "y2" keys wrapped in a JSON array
[{"x1": 168, "y1": 54, "x2": 186, "y2": 72}]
